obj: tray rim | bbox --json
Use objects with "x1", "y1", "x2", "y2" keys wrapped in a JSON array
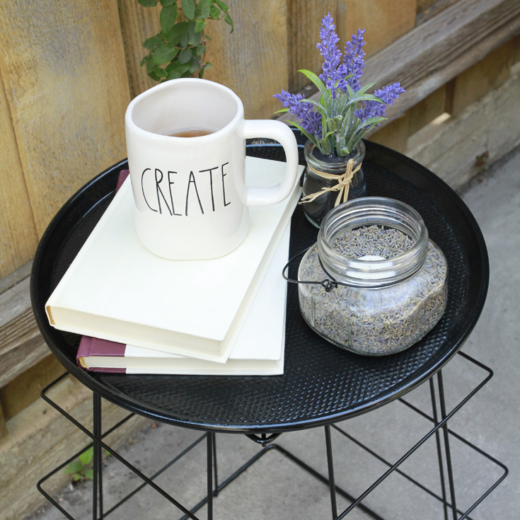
[{"x1": 30, "y1": 138, "x2": 489, "y2": 433}]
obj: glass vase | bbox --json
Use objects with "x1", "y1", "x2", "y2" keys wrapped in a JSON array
[{"x1": 301, "y1": 140, "x2": 366, "y2": 228}]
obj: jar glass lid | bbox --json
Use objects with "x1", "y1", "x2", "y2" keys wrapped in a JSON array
[{"x1": 318, "y1": 197, "x2": 429, "y2": 287}]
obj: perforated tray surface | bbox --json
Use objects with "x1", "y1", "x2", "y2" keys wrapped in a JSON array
[{"x1": 31, "y1": 135, "x2": 488, "y2": 433}]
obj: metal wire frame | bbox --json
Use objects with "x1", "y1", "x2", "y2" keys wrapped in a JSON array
[{"x1": 37, "y1": 351, "x2": 507, "y2": 520}]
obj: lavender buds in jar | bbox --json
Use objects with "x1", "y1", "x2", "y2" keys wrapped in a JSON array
[{"x1": 298, "y1": 197, "x2": 448, "y2": 356}]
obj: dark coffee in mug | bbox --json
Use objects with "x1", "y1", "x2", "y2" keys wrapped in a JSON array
[{"x1": 168, "y1": 129, "x2": 213, "y2": 138}]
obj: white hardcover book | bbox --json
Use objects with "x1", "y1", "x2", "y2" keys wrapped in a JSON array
[
  {"x1": 77, "y1": 224, "x2": 290, "y2": 376},
  {"x1": 46, "y1": 157, "x2": 302, "y2": 363}
]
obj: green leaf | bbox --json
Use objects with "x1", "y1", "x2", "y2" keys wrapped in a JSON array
[
  {"x1": 178, "y1": 47, "x2": 192, "y2": 64},
  {"x1": 298, "y1": 98, "x2": 327, "y2": 117},
  {"x1": 166, "y1": 62, "x2": 191, "y2": 79},
  {"x1": 273, "y1": 108, "x2": 289, "y2": 114},
  {"x1": 202, "y1": 62, "x2": 212, "y2": 70},
  {"x1": 72, "y1": 473, "x2": 82, "y2": 482},
  {"x1": 152, "y1": 44, "x2": 179, "y2": 65},
  {"x1": 147, "y1": 55, "x2": 158, "y2": 73},
  {"x1": 65, "y1": 461, "x2": 84, "y2": 475},
  {"x1": 194, "y1": 19, "x2": 206, "y2": 33},
  {"x1": 195, "y1": 0, "x2": 210, "y2": 18},
  {"x1": 210, "y1": 5, "x2": 220, "y2": 19},
  {"x1": 140, "y1": 54, "x2": 151, "y2": 67},
  {"x1": 355, "y1": 82, "x2": 376, "y2": 96},
  {"x1": 189, "y1": 56, "x2": 201, "y2": 73},
  {"x1": 160, "y1": 4, "x2": 178, "y2": 33},
  {"x1": 182, "y1": 0, "x2": 196, "y2": 19},
  {"x1": 205, "y1": 33, "x2": 212, "y2": 40},
  {"x1": 224, "y1": 13, "x2": 233, "y2": 32},
  {"x1": 143, "y1": 35, "x2": 163, "y2": 51},
  {"x1": 165, "y1": 21, "x2": 190, "y2": 44},
  {"x1": 79, "y1": 447, "x2": 94, "y2": 466},
  {"x1": 286, "y1": 120, "x2": 318, "y2": 147},
  {"x1": 180, "y1": 31, "x2": 189, "y2": 47},
  {"x1": 214, "y1": 0, "x2": 229, "y2": 12},
  {"x1": 199, "y1": 68, "x2": 205, "y2": 78},
  {"x1": 298, "y1": 69, "x2": 327, "y2": 95},
  {"x1": 354, "y1": 94, "x2": 384, "y2": 104},
  {"x1": 186, "y1": 22, "x2": 201, "y2": 45},
  {"x1": 138, "y1": 0, "x2": 158, "y2": 7},
  {"x1": 155, "y1": 67, "x2": 168, "y2": 78},
  {"x1": 359, "y1": 116, "x2": 386, "y2": 127},
  {"x1": 196, "y1": 44, "x2": 206, "y2": 56},
  {"x1": 160, "y1": 0, "x2": 177, "y2": 5},
  {"x1": 84, "y1": 469, "x2": 94, "y2": 481},
  {"x1": 148, "y1": 69, "x2": 162, "y2": 81}
]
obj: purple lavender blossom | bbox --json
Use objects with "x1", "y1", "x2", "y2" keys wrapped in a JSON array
[
  {"x1": 317, "y1": 13, "x2": 345, "y2": 97},
  {"x1": 273, "y1": 14, "x2": 405, "y2": 154},
  {"x1": 343, "y1": 29, "x2": 366, "y2": 92},
  {"x1": 355, "y1": 83, "x2": 406, "y2": 123},
  {"x1": 274, "y1": 90, "x2": 322, "y2": 135}
]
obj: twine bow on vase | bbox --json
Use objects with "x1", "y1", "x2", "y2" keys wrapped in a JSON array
[{"x1": 300, "y1": 158, "x2": 361, "y2": 208}]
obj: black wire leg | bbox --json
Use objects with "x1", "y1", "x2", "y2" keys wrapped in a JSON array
[
  {"x1": 212, "y1": 432, "x2": 219, "y2": 497},
  {"x1": 38, "y1": 352, "x2": 508, "y2": 520},
  {"x1": 430, "y1": 377, "x2": 449, "y2": 520},
  {"x1": 437, "y1": 370, "x2": 458, "y2": 519},
  {"x1": 325, "y1": 425, "x2": 338, "y2": 520},
  {"x1": 38, "y1": 374, "x2": 201, "y2": 520},
  {"x1": 207, "y1": 433, "x2": 213, "y2": 520},
  {"x1": 93, "y1": 393, "x2": 103, "y2": 520}
]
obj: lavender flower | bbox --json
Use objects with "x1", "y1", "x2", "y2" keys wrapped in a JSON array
[
  {"x1": 343, "y1": 29, "x2": 366, "y2": 92},
  {"x1": 355, "y1": 83, "x2": 406, "y2": 123},
  {"x1": 317, "y1": 13, "x2": 345, "y2": 97},
  {"x1": 274, "y1": 90, "x2": 322, "y2": 135},
  {"x1": 273, "y1": 14, "x2": 405, "y2": 156}
]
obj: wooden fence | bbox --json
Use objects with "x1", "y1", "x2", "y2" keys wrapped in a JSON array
[{"x1": 0, "y1": 1, "x2": 519, "y2": 516}]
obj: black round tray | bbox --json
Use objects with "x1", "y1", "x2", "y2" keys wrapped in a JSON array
[{"x1": 31, "y1": 134, "x2": 488, "y2": 434}]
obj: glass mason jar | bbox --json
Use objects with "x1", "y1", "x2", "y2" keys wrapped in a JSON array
[
  {"x1": 301, "y1": 140, "x2": 367, "y2": 228},
  {"x1": 298, "y1": 197, "x2": 448, "y2": 356}
]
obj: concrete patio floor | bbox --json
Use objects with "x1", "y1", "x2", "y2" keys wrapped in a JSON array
[{"x1": 27, "y1": 146, "x2": 520, "y2": 520}]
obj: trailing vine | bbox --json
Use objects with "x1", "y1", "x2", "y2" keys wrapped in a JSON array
[{"x1": 138, "y1": 0, "x2": 233, "y2": 82}]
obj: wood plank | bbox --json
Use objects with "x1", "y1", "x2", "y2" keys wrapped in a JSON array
[
  {"x1": 368, "y1": 115, "x2": 410, "y2": 153},
  {"x1": 281, "y1": 0, "x2": 520, "y2": 131},
  {"x1": 288, "y1": 1, "x2": 337, "y2": 93},
  {"x1": 416, "y1": 0, "x2": 460, "y2": 26},
  {"x1": 0, "y1": 376, "x2": 148, "y2": 520},
  {"x1": 0, "y1": 260, "x2": 31, "y2": 295},
  {"x1": 0, "y1": 1, "x2": 130, "y2": 238},
  {"x1": 117, "y1": 0, "x2": 161, "y2": 99},
  {"x1": 408, "y1": 85, "x2": 447, "y2": 136},
  {"x1": 0, "y1": 336, "x2": 48, "y2": 391},
  {"x1": 205, "y1": 0, "x2": 288, "y2": 119},
  {"x1": 0, "y1": 272, "x2": 48, "y2": 388},
  {"x1": 0, "y1": 71, "x2": 38, "y2": 278},
  {"x1": 450, "y1": 39, "x2": 514, "y2": 116},
  {"x1": 337, "y1": 0, "x2": 416, "y2": 59},
  {"x1": 416, "y1": 0, "x2": 438, "y2": 12},
  {"x1": 0, "y1": 355, "x2": 64, "y2": 421},
  {"x1": 0, "y1": 404, "x2": 7, "y2": 439},
  {"x1": 513, "y1": 35, "x2": 520, "y2": 64},
  {"x1": 408, "y1": 62, "x2": 520, "y2": 189}
]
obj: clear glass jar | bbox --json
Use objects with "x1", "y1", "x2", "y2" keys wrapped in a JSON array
[
  {"x1": 298, "y1": 197, "x2": 448, "y2": 356},
  {"x1": 302, "y1": 140, "x2": 367, "y2": 228}
]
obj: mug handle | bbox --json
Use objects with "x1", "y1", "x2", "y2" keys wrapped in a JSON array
[{"x1": 243, "y1": 120, "x2": 299, "y2": 206}]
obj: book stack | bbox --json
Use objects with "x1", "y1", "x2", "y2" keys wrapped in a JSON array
[{"x1": 45, "y1": 157, "x2": 303, "y2": 375}]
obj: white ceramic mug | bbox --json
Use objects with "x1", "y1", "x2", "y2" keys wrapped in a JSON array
[{"x1": 125, "y1": 79, "x2": 299, "y2": 260}]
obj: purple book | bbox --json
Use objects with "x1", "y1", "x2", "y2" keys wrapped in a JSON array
[{"x1": 77, "y1": 336, "x2": 127, "y2": 373}]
